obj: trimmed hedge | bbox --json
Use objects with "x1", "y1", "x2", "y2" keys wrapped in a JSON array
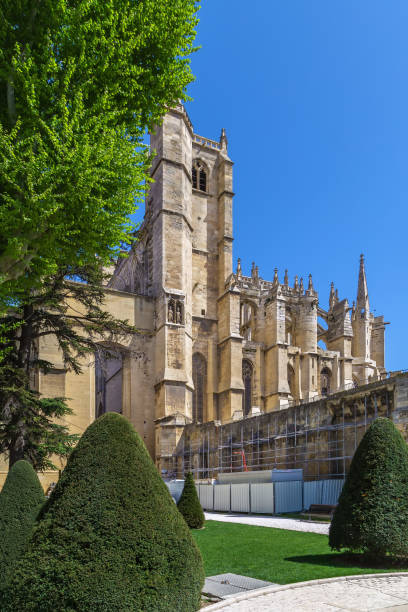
[
  {"x1": 329, "y1": 417, "x2": 408, "y2": 558},
  {"x1": 1, "y1": 412, "x2": 204, "y2": 611},
  {"x1": 177, "y1": 472, "x2": 205, "y2": 529},
  {"x1": 0, "y1": 460, "x2": 45, "y2": 587}
]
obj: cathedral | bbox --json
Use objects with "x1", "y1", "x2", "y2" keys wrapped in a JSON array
[
  {"x1": 0, "y1": 104, "x2": 387, "y2": 486},
  {"x1": 105, "y1": 104, "x2": 386, "y2": 470}
]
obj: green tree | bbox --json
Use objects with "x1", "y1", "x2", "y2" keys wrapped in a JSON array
[
  {"x1": 329, "y1": 417, "x2": 408, "y2": 559},
  {"x1": 0, "y1": 265, "x2": 135, "y2": 469},
  {"x1": 177, "y1": 472, "x2": 205, "y2": 529},
  {"x1": 0, "y1": 460, "x2": 45, "y2": 587},
  {"x1": 0, "y1": 0, "x2": 199, "y2": 294},
  {"x1": 1, "y1": 413, "x2": 204, "y2": 612}
]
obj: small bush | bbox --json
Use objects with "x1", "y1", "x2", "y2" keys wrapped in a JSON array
[
  {"x1": 1, "y1": 413, "x2": 204, "y2": 611},
  {"x1": 177, "y1": 472, "x2": 205, "y2": 529},
  {"x1": 0, "y1": 460, "x2": 45, "y2": 586},
  {"x1": 329, "y1": 417, "x2": 408, "y2": 558}
]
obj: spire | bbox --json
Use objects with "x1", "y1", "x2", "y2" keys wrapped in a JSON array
[
  {"x1": 273, "y1": 268, "x2": 279, "y2": 286},
  {"x1": 284, "y1": 269, "x2": 289, "y2": 286},
  {"x1": 356, "y1": 253, "x2": 369, "y2": 313},
  {"x1": 220, "y1": 128, "x2": 228, "y2": 152},
  {"x1": 329, "y1": 282, "x2": 335, "y2": 310},
  {"x1": 335, "y1": 288, "x2": 339, "y2": 304},
  {"x1": 307, "y1": 274, "x2": 314, "y2": 293},
  {"x1": 294, "y1": 275, "x2": 299, "y2": 291},
  {"x1": 251, "y1": 261, "x2": 256, "y2": 279},
  {"x1": 236, "y1": 258, "x2": 242, "y2": 278},
  {"x1": 299, "y1": 277, "x2": 304, "y2": 293}
]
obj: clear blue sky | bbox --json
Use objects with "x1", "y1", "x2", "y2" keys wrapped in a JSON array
[{"x1": 143, "y1": 1, "x2": 408, "y2": 372}]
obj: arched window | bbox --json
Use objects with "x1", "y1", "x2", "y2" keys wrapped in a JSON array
[
  {"x1": 242, "y1": 359, "x2": 253, "y2": 417},
  {"x1": 192, "y1": 160, "x2": 207, "y2": 192},
  {"x1": 321, "y1": 367, "x2": 331, "y2": 396},
  {"x1": 240, "y1": 302, "x2": 256, "y2": 341},
  {"x1": 192, "y1": 353, "x2": 207, "y2": 423},
  {"x1": 94, "y1": 349, "x2": 123, "y2": 417}
]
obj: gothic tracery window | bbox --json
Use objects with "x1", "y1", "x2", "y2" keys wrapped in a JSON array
[
  {"x1": 192, "y1": 160, "x2": 207, "y2": 192},
  {"x1": 240, "y1": 302, "x2": 255, "y2": 341},
  {"x1": 242, "y1": 359, "x2": 253, "y2": 417},
  {"x1": 192, "y1": 353, "x2": 207, "y2": 423}
]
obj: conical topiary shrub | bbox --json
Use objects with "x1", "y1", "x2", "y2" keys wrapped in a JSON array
[
  {"x1": 1, "y1": 413, "x2": 204, "y2": 612},
  {"x1": 0, "y1": 460, "x2": 45, "y2": 587},
  {"x1": 329, "y1": 417, "x2": 408, "y2": 558},
  {"x1": 177, "y1": 472, "x2": 205, "y2": 529}
]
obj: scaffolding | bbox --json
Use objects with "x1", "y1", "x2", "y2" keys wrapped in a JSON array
[{"x1": 162, "y1": 380, "x2": 394, "y2": 481}]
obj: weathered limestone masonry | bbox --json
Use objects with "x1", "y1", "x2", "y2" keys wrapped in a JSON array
[
  {"x1": 176, "y1": 373, "x2": 408, "y2": 481},
  {"x1": 108, "y1": 105, "x2": 389, "y2": 476},
  {"x1": 0, "y1": 105, "x2": 394, "y2": 489}
]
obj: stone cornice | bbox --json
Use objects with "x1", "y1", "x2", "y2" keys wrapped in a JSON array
[
  {"x1": 217, "y1": 287, "x2": 241, "y2": 301},
  {"x1": 152, "y1": 207, "x2": 194, "y2": 233},
  {"x1": 150, "y1": 157, "x2": 192, "y2": 184},
  {"x1": 192, "y1": 315, "x2": 218, "y2": 323},
  {"x1": 192, "y1": 188, "x2": 215, "y2": 198},
  {"x1": 217, "y1": 235, "x2": 234, "y2": 245},
  {"x1": 218, "y1": 190, "x2": 235, "y2": 199},
  {"x1": 217, "y1": 334, "x2": 243, "y2": 346},
  {"x1": 192, "y1": 247, "x2": 209, "y2": 256}
]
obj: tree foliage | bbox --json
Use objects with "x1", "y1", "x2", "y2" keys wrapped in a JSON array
[
  {"x1": 0, "y1": 460, "x2": 45, "y2": 587},
  {"x1": 1, "y1": 413, "x2": 205, "y2": 612},
  {"x1": 329, "y1": 417, "x2": 408, "y2": 558},
  {"x1": 0, "y1": 265, "x2": 136, "y2": 469},
  {"x1": 0, "y1": 0, "x2": 199, "y2": 293},
  {"x1": 177, "y1": 472, "x2": 205, "y2": 529}
]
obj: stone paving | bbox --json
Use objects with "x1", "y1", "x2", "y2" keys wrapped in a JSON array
[
  {"x1": 205, "y1": 573, "x2": 408, "y2": 611},
  {"x1": 204, "y1": 512, "x2": 330, "y2": 535}
]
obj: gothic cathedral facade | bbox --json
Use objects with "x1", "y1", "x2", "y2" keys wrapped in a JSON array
[
  {"x1": 1, "y1": 104, "x2": 386, "y2": 487},
  {"x1": 106, "y1": 104, "x2": 386, "y2": 472}
]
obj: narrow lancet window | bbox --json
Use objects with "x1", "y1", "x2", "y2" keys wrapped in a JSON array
[
  {"x1": 192, "y1": 160, "x2": 207, "y2": 193},
  {"x1": 192, "y1": 353, "x2": 207, "y2": 423},
  {"x1": 242, "y1": 359, "x2": 253, "y2": 417}
]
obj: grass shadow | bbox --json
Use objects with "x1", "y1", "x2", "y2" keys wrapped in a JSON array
[{"x1": 286, "y1": 553, "x2": 408, "y2": 571}]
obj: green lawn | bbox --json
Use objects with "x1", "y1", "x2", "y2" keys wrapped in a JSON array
[{"x1": 192, "y1": 520, "x2": 408, "y2": 585}]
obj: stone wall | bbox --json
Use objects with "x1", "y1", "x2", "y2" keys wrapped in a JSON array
[{"x1": 170, "y1": 374, "x2": 407, "y2": 481}]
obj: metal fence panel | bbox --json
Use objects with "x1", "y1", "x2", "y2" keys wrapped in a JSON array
[
  {"x1": 274, "y1": 481, "x2": 303, "y2": 513},
  {"x1": 218, "y1": 470, "x2": 272, "y2": 484},
  {"x1": 165, "y1": 480, "x2": 185, "y2": 504},
  {"x1": 199, "y1": 484, "x2": 214, "y2": 510},
  {"x1": 272, "y1": 469, "x2": 303, "y2": 482},
  {"x1": 322, "y1": 479, "x2": 344, "y2": 505},
  {"x1": 214, "y1": 484, "x2": 231, "y2": 511},
  {"x1": 231, "y1": 484, "x2": 250, "y2": 512},
  {"x1": 303, "y1": 480, "x2": 323, "y2": 510},
  {"x1": 250, "y1": 483, "x2": 274, "y2": 514}
]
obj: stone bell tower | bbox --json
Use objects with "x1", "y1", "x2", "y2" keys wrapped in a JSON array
[{"x1": 149, "y1": 105, "x2": 194, "y2": 469}]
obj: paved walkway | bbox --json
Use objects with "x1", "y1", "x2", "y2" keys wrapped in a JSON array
[
  {"x1": 205, "y1": 573, "x2": 408, "y2": 611},
  {"x1": 204, "y1": 512, "x2": 329, "y2": 535}
]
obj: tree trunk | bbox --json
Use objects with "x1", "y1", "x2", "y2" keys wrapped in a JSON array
[{"x1": 8, "y1": 427, "x2": 27, "y2": 468}]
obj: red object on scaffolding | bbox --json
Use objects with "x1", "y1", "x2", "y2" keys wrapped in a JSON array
[{"x1": 233, "y1": 450, "x2": 248, "y2": 471}]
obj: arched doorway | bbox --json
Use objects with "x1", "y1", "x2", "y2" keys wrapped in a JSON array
[{"x1": 242, "y1": 359, "x2": 254, "y2": 417}]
